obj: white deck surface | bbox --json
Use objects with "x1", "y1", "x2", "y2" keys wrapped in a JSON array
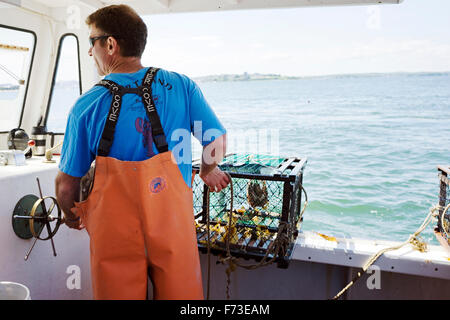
[
  {"x1": 1, "y1": 157, "x2": 449, "y2": 299},
  {"x1": 294, "y1": 231, "x2": 450, "y2": 280}
]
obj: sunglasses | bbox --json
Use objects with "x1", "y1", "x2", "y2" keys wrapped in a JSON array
[{"x1": 89, "y1": 35, "x2": 118, "y2": 47}]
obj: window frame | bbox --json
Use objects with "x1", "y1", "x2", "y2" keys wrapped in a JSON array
[
  {"x1": 0, "y1": 24, "x2": 37, "y2": 133},
  {"x1": 43, "y1": 33, "x2": 82, "y2": 133}
]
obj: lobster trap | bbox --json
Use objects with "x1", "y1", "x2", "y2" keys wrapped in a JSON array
[
  {"x1": 193, "y1": 153, "x2": 307, "y2": 268},
  {"x1": 435, "y1": 165, "x2": 450, "y2": 252}
]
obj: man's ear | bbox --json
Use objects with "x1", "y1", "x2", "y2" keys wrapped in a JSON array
[{"x1": 107, "y1": 37, "x2": 118, "y2": 55}]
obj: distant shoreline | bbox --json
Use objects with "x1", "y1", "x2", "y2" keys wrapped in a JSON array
[
  {"x1": 193, "y1": 71, "x2": 450, "y2": 83},
  {"x1": 0, "y1": 81, "x2": 79, "y2": 91},
  {"x1": 193, "y1": 72, "x2": 299, "y2": 82},
  {"x1": 1, "y1": 71, "x2": 448, "y2": 90},
  {"x1": 0, "y1": 85, "x2": 19, "y2": 91}
]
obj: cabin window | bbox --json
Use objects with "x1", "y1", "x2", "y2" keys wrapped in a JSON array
[
  {"x1": 0, "y1": 25, "x2": 35, "y2": 132},
  {"x1": 45, "y1": 34, "x2": 81, "y2": 133}
]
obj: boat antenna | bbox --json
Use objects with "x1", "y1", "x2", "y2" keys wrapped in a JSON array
[
  {"x1": 0, "y1": 63, "x2": 25, "y2": 85},
  {"x1": 0, "y1": 43, "x2": 29, "y2": 85}
]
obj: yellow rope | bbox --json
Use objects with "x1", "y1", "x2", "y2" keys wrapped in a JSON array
[
  {"x1": 205, "y1": 172, "x2": 308, "y2": 299},
  {"x1": 440, "y1": 203, "x2": 450, "y2": 239},
  {"x1": 332, "y1": 204, "x2": 442, "y2": 300}
]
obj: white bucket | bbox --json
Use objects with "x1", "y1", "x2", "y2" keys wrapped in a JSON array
[{"x1": 0, "y1": 282, "x2": 31, "y2": 300}]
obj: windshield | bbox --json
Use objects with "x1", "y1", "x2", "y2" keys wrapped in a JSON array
[
  {"x1": 0, "y1": 25, "x2": 35, "y2": 131},
  {"x1": 45, "y1": 34, "x2": 81, "y2": 133}
]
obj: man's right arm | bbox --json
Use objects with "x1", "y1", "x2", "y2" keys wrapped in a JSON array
[
  {"x1": 56, "y1": 92, "x2": 97, "y2": 229},
  {"x1": 55, "y1": 170, "x2": 83, "y2": 229}
]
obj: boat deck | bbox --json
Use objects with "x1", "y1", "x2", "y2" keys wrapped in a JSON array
[{"x1": 1, "y1": 157, "x2": 449, "y2": 299}]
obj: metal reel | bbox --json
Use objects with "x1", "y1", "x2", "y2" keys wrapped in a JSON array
[
  {"x1": 12, "y1": 178, "x2": 63, "y2": 260},
  {"x1": 12, "y1": 194, "x2": 40, "y2": 239},
  {"x1": 12, "y1": 195, "x2": 62, "y2": 240},
  {"x1": 29, "y1": 196, "x2": 62, "y2": 240}
]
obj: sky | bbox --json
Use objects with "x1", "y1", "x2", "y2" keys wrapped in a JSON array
[
  {"x1": 1, "y1": 0, "x2": 450, "y2": 83},
  {"x1": 140, "y1": 0, "x2": 450, "y2": 78}
]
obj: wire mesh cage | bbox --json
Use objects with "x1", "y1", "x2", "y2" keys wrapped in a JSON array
[
  {"x1": 193, "y1": 153, "x2": 307, "y2": 268},
  {"x1": 436, "y1": 165, "x2": 450, "y2": 249}
]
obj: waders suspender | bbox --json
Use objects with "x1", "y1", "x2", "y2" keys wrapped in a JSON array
[{"x1": 95, "y1": 67, "x2": 169, "y2": 157}]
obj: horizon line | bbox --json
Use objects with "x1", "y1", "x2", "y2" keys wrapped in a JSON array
[{"x1": 192, "y1": 70, "x2": 450, "y2": 79}]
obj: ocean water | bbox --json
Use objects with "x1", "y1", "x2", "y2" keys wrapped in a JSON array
[
  {"x1": 196, "y1": 73, "x2": 450, "y2": 245},
  {"x1": 2, "y1": 72, "x2": 449, "y2": 244}
]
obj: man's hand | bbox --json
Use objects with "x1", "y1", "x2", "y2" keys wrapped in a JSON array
[
  {"x1": 55, "y1": 170, "x2": 84, "y2": 230},
  {"x1": 62, "y1": 214, "x2": 85, "y2": 230},
  {"x1": 199, "y1": 133, "x2": 228, "y2": 192},
  {"x1": 199, "y1": 167, "x2": 231, "y2": 192}
]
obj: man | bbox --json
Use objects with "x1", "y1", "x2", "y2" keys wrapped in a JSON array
[{"x1": 55, "y1": 4, "x2": 230, "y2": 300}]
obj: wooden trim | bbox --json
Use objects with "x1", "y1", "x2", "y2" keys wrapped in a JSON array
[{"x1": 0, "y1": 43, "x2": 29, "y2": 51}]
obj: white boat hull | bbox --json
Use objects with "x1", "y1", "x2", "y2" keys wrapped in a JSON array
[{"x1": 1, "y1": 158, "x2": 449, "y2": 300}]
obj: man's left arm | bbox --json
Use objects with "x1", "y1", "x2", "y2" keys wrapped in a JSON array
[
  {"x1": 188, "y1": 79, "x2": 229, "y2": 192},
  {"x1": 199, "y1": 133, "x2": 230, "y2": 192},
  {"x1": 55, "y1": 170, "x2": 82, "y2": 229}
]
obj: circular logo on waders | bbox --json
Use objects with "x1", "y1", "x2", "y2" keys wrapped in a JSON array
[{"x1": 149, "y1": 177, "x2": 166, "y2": 194}]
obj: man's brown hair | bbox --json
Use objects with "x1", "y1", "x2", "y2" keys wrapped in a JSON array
[{"x1": 86, "y1": 4, "x2": 147, "y2": 57}]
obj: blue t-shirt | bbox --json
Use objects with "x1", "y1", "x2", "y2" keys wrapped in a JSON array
[{"x1": 59, "y1": 67, "x2": 226, "y2": 188}]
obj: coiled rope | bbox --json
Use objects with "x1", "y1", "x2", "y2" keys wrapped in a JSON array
[
  {"x1": 332, "y1": 203, "x2": 447, "y2": 300},
  {"x1": 204, "y1": 172, "x2": 448, "y2": 300},
  {"x1": 440, "y1": 203, "x2": 450, "y2": 239}
]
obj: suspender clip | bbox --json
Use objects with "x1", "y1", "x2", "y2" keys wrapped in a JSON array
[
  {"x1": 153, "y1": 134, "x2": 169, "y2": 152},
  {"x1": 98, "y1": 138, "x2": 114, "y2": 157}
]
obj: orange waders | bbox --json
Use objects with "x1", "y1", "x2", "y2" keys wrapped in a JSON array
[{"x1": 72, "y1": 68, "x2": 203, "y2": 300}]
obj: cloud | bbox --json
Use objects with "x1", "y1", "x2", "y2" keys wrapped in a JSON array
[
  {"x1": 278, "y1": 37, "x2": 450, "y2": 75},
  {"x1": 145, "y1": 32, "x2": 450, "y2": 77},
  {"x1": 191, "y1": 35, "x2": 224, "y2": 48},
  {"x1": 344, "y1": 38, "x2": 450, "y2": 60}
]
